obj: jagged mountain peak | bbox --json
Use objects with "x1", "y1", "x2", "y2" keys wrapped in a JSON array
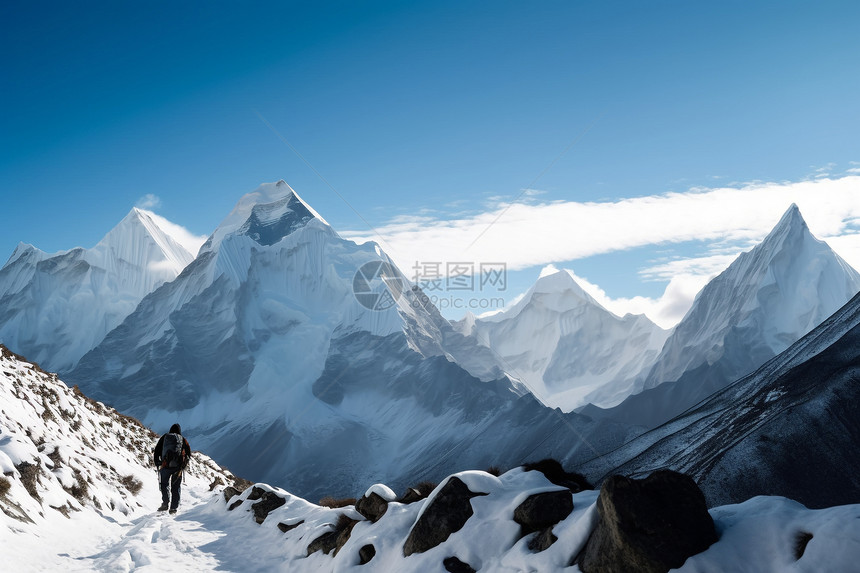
[
  {"x1": 201, "y1": 181, "x2": 331, "y2": 253},
  {"x1": 639, "y1": 202, "x2": 860, "y2": 396}
]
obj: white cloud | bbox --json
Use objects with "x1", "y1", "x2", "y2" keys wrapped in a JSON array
[
  {"x1": 346, "y1": 176, "x2": 860, "y2": 274},
  {"x1": 136, "y1": 194, "x2": 162, "y2": 210},
  {"x1": 345, "y1": 175, "x2": 860, "y2": 326},
  {"x1": 138, "y1": 209, "x2": 208, "y2": 257}
]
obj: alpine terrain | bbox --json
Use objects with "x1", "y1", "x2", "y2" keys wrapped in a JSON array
[
  {"x1": 578, "y1": 285, "x2": 860, "y2": 509},
  {"x1": 67, "y1": 182, "x2": 634, "y2": 499},
  {"x1": 454, "y1": 266, "x2": 670, "y2": 411},
  {"x1": 3, "y1": 343, "x2": 859, "y2": 572},
  {"x1": 581, "y1": 204, "x2": 860, "y2": 428},
  {"x1": 0, "y1": 208, "x2": 197, "y2": 373}
]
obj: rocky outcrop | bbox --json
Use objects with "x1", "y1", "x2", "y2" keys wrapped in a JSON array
[
  {"x1": 513, "y1": 490, "x2": 573, "y2": 534},
  {"x1": 355, "y1": 492, "x2": 388, "y2": 522},
  {"x1": 523, "y1": 459, "x2": 592, "y2": 492},
  {"x1": 249, "y1": 488, "x2": 286, "y2": 524},
  {"x1": 443, "y1": 556, "x2": 477, "y2": 573},
  {"x1": 577, "y1": 470, "x2": 717, "y2": 573},
  {"x1": 403, "y1": 477, "x2": 488, "y2": 556}
]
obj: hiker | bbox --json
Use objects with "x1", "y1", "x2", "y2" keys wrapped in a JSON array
[{"x1": 153, "y1": 423, "x2": 191, "y2": 514}]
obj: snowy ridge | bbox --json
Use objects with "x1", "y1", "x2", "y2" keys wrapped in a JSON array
[
  {"x1": 0, "y1": 208, "x2": 197, "y2": 373},
  {"x1": 0, "y1": 345, "x2": 238, "y2": 568},
  {"x1": 643, "y1": 204, "x2": 860, "y2": 391},
  {"x1": 457, "y1": 267, "x2": 670, "y2": 411},
  {"x1": 169, "y1": 470, "x2": 859, "y2": 572},
  {"x1": 577, "y1": 287, "x2": 860, "y2": 509},
  {"x1": 584, "y1": 204, "x2": 860, "y2": 430}
]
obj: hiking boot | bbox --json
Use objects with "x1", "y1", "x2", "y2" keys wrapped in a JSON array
[
  {"x1": 169, "y1": 508, "x2": 177, "y2": 515},
  {"x1": 158, "y1": 504, "x2": 169, "y2": 512}
]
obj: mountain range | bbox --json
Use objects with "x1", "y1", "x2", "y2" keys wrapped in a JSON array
[{"x1": 3, "y1": 181, "x2": 858, "y2": 503}]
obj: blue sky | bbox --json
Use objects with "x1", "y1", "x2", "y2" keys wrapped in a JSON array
[{"x1": 3, "y1": 1, "x2": 860, "y2": 324}]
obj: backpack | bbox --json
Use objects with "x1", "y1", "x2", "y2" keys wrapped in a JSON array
[{"x1": 161, "y1": 433, "x2": 185, "y2": 469}]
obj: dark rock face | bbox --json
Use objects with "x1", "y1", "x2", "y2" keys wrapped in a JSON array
[
  {"x1": 399, "y1": 481, "x2": 437, "y2": 504},
  {"x1": 528, "y1": 528, "x2": 558, "y2": 552},
  {"x1": 523, "y1": 459, "x2": 593, "y2": 492},
  {"x1": 443, "y1": 556, "x2": 477, "y2": 573},
  {"x1": 246, "y1": 486, "x2": 265, "y2": 501},
  {"x1": 513, "y1": 490, "x2": 573, "y2": 534},
  {"x1": 277, "y1": 520, "x2": 304, "y2": 533},
  {"x1": 578, "y1": 470, "x2": 717, "y2": 573},
  {"x1": 223, "y1": 486, "x2": 241, "y2": 503},
  {"x1": 307, "y1": 516, "x2": 359, "y2": 557},
  {"x1": 359, "y1": 544, "x2": 376, "y2": 565},
  {"x1": 355, "y1": 491, "x2": 388, "y2": 522},
  {"x1": 251, "y1": 490, "x2": 286, "y2": 524},
  {"x1": 403, "y1": 477, "x2": 488, "y2": 556},
  {"x1": 227, "y1": 499, "x2": 243, "y2": 511},
  {"x1": 307, "y1": 530, "x2": 340, "y2": 556}
]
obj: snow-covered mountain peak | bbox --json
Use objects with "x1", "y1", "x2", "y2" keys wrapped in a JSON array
[
  {"x1": 89, "y1": 207, "x2": 196, "y2": 275},
  {"x1": 4, "y1": 242, "x2": 47, "y2": 267},
  {"x1": 640, "y1": 202, "x2": 860, "y2": 393},
  {"x1": 201, "y1": 181, "x2": 331, "y2": 253}
]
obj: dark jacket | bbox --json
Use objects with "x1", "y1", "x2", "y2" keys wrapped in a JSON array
[{"x1": 153, "y1": 425, "x2": 192, "y2": 469}]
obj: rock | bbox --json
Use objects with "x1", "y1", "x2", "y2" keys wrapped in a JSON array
[
  {"x1": 399, "y1": 481, "x2": 437, "y2": 504},
  {"x1": 355, "y1": 491, "x2": 389, "y2": 522},
  {"x1": 228, "y1": 499, "x2": 243, "y2": 511},
  {"x1": 223, "y1": 486, "x2": 241, "y2": 503},
  {"x1": 251, "y1": 491, "x2": 286, "y2": 524},
  {"x1": 528, "y1": 527, "x2": 558, "y2": 552},
  {"x1": 443, "y1": 556, "x2": 477, "y2": 573},
  {"x1": 403, "y1": 477, "x2": 488, "y2": 556},
  {"x1": 209, "y1": 476, "x2": 225, "y2": 491},
  {"x1": 307, "y1": 516, "x2": 359, "y2": 557},
  {"x1": 577, "y1": 470, "x2": 718, "y2": 573},
  {"x1": 523, "y1": 459, "x2": 592, "y2": 492},
  {"x1": 513, "y1": 490, "x2": 573, "y2": 534},
  {"x1": 277, "y1": 520, "x2": 304, "y2": 533},
  {"x1": 334, "y1": 518, "x2": 360, "y2": 556},
  {"x1": 359, "y1": 544, "x2": 376, "y2": 564},
  {"x1": 307, "y1": 530, "x2": 340, "y2": 556},
  {"x1": 246, "y1": 486, "x2": 265, "y2": 501}
]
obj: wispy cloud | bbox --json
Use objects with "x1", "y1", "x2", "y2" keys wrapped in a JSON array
[
  {"x1": 346, "y1": 175, "x2": 860, "y2": 272},
  {"x1": 345, "y1": 174, "x2": 860, "y2": 326},
  {"x1": 135, "y1": 194, "x2": 162, "y2": 210},
  {"x1": 138, "y1": 209, "x2": 208, "y2": 257}
]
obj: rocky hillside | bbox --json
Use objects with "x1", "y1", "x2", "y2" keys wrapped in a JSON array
[{"x1": 0, "y1": 345, "x2": 238, "y2": 544}]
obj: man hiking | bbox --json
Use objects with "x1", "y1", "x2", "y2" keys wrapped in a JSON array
[{"x1": 153, "y1": 423, "x2": 192, "y2": 514}]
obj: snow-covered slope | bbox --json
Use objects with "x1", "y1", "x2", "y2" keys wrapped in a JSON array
[
  {"x1": 0, "y1": 344, "x2": 238, "y2": 567},
  {"x1": 0, "y1": 208, "x2": 197, "y2": 373},
  {"x1": 455, "y1": 267, "x2": 670, "y2": 411},
  {"x1": 68, "y1": 182, "x2": 630, "y2": 500},
  {"x1": 584, "y1": 204, "x2": 860, "y2": 428},
  {"x1": 577, "y1": 288, "x2": 860, "y2": 509}
]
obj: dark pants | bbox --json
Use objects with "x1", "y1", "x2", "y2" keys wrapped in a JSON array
[{"x1": 159, "y1": 467, "x2": 183, "y2": 510}]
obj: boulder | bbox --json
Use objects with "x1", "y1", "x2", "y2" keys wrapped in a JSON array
[
  {"x1": 359, "y1": 544, "x2": 376, "y2": 564},
  {"x1": 513, "y1": 490, "x2": 573, "y2": 534},
  {"x1": 223, "y1": 486, "x2": 241, "y2": 503},
  {"x1": 277, "y1": 520, "x2": 304, "y2": 533},
  {"x1": 577, "y1": 470, "x2": 718, "y2": 573},
  {"x1": 307, "y1": 530, "x2": 340, "y2": 556},
  {"x1": 251, "y1": 491, "x2": 286, "y2": 524},
  {"x1": 403, "y1": 477, "x2": 488, "y2": 556},
  {"x1": 443, "y1": 556, "x2": 477, "y2": 573},
  {"x1": 528, "y1": 527, "x2": 558, "y2": 552},
  {"x1": 355, "y1": 492, "x2": 389, "y2": 522},
  {"x1": 523, "y1": 459, "x2": 592, "y2": 492}
]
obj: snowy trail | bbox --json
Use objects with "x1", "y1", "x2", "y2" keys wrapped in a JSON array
[{"x1": 72, "y1": 508, "x2": 226, "y2": 573}]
